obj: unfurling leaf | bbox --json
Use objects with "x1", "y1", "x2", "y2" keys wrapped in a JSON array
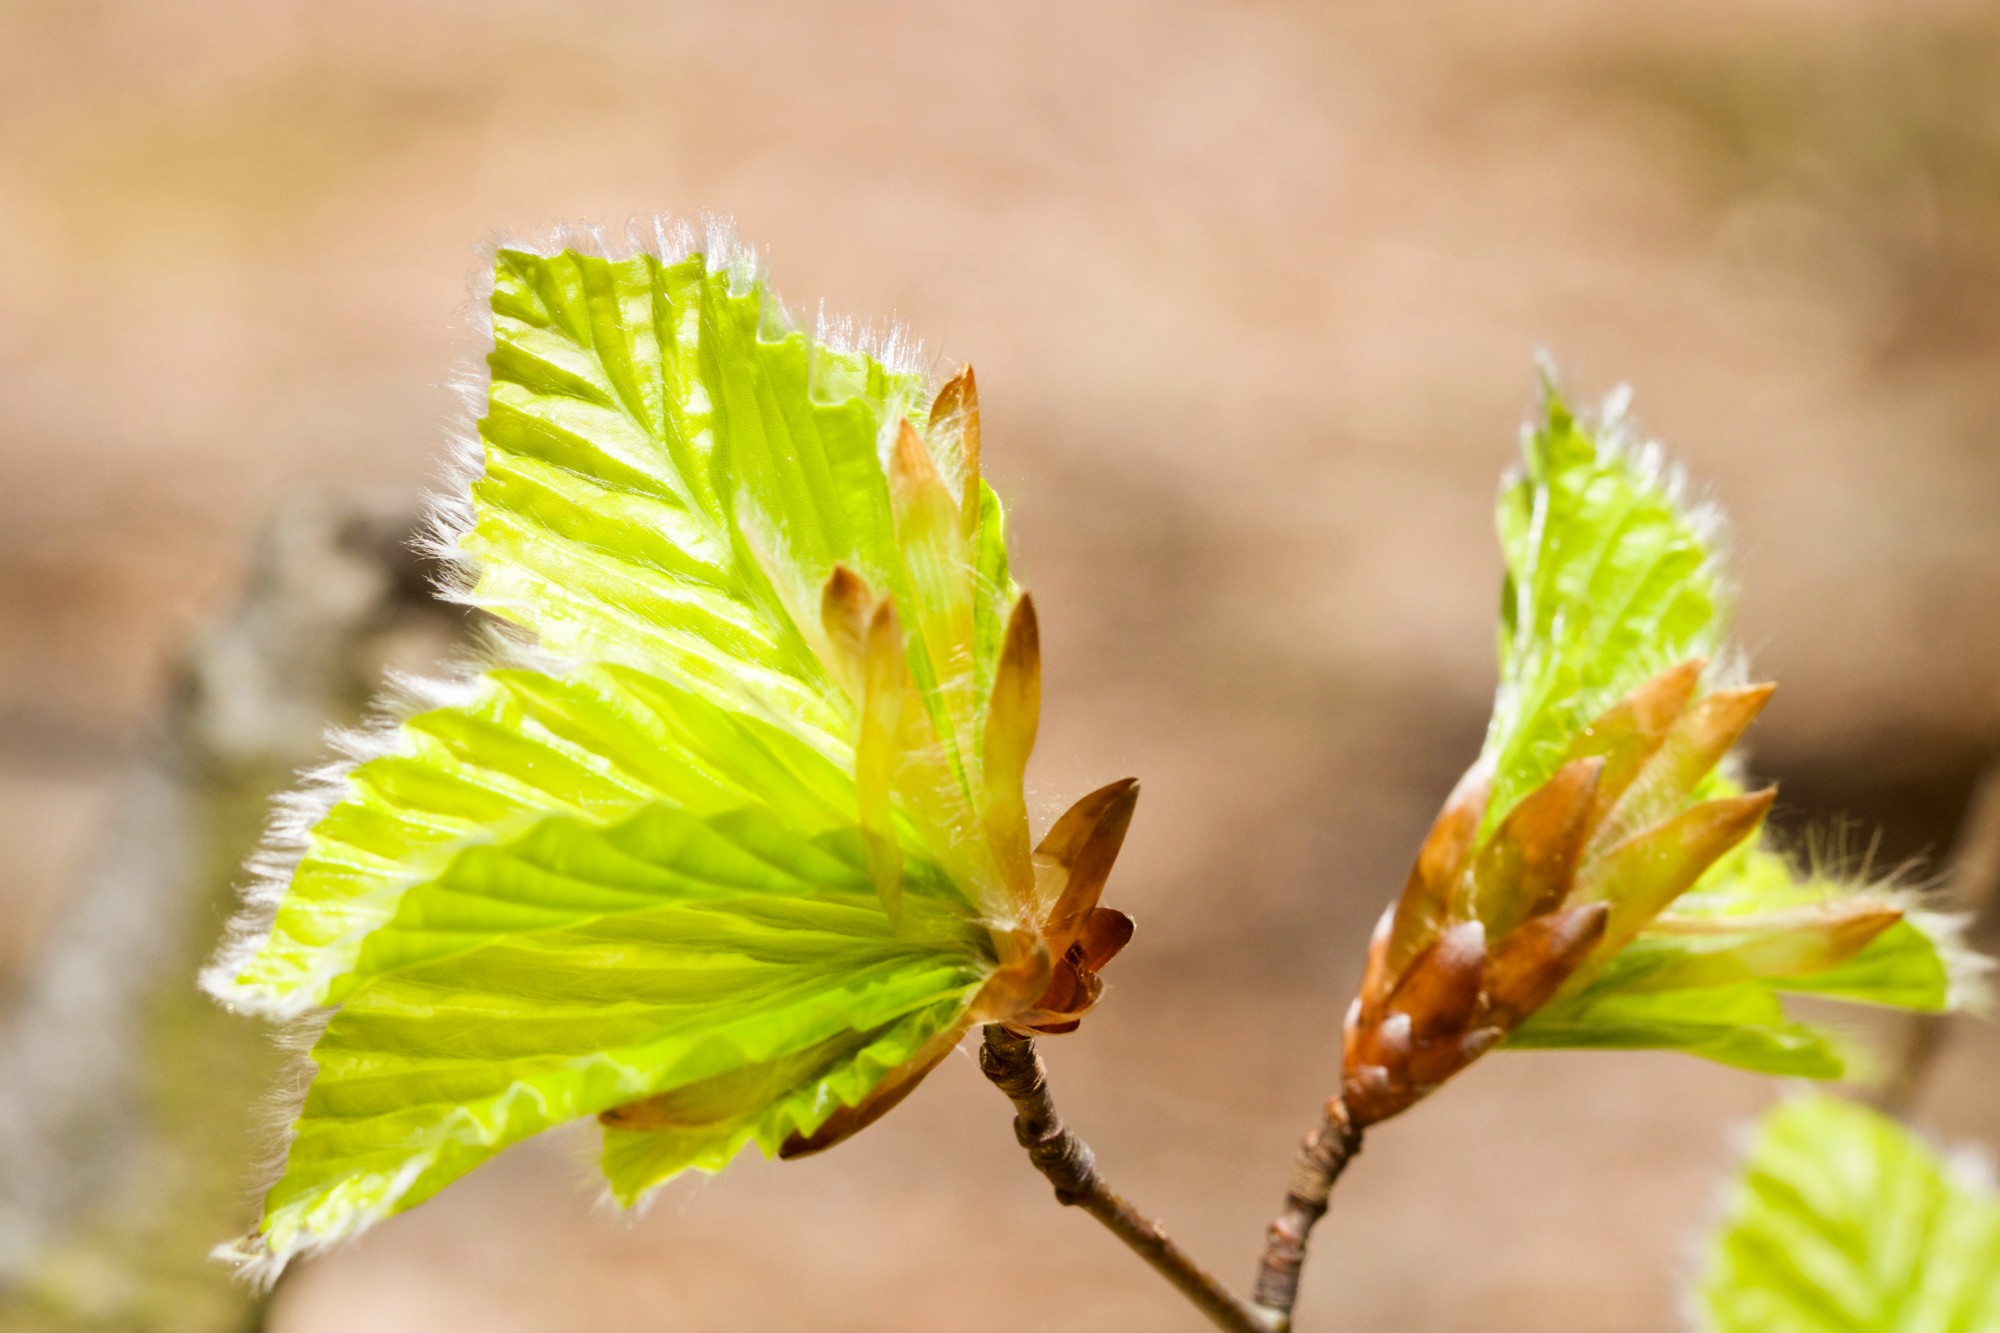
[
  {"x1": 1008, "y1": 778, "x2": 1141, "y2": 1035},
  {"x1": 1340, "y1": 374, "x2": 1983, "y2": 1126},
  {"x1": 1695, "y1": 1095, "x2": 2000, "y2": 1330},
  {"x1": 202, "y1": 225, "x2": 1139, "y2": 1277},
  {"x1": 1467, "y1": 755, "x2": 1600, "y2": 938}
]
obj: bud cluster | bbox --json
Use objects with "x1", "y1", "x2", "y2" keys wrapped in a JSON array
[{"x1": 1340, "y1": 658, "x2": 1892, "y2": 1125}]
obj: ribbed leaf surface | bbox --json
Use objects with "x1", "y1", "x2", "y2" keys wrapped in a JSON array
[
  {"x1": 259, "y1": 807, "x2": 988, "y2": 1262},
  {"x1": 1697, "y1": 1095, "x2": 2000, "y2": 1331},
  {"x1": 205, "y1": 233, "x2": 1031, "y2": 1274},
  {"x1": 1486, "y1": 382, "x2": 1727, "y2": 834}
]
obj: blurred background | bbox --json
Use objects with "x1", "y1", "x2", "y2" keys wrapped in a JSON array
[{"x1": 2, "y1": 1, "x2": 1998, "y2": 1329}]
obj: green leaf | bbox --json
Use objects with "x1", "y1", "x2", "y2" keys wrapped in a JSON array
[
  {"x1": 1484, "y1": 375, "x2": 1728, "y2": 836},
  {"x1": 1695, "y1": 1095, "x2": 2000, "y2": 1330},
  {"x1": 242, "y1": 805, "x2": 990, "y2": 1269},
  {"x1": 1674, "y1": 846, "x2": 1976, "y2": 1013},
  {"x1": 1774, "y1": 917, "x2": 1961, "y2": 1010},
  {"x1": 1480, "y1": 377, "x2": 1982, "y2": 1076},
  {"x1": 202, "y1": 227, "x2": 1081, "y2": 1276},
  {"x1": 1504, "y1": 983, "x2": 1847, "y2": 1078},
  {"x1": 215, "y1": 664, "x2": 872, "y2": 1015}
]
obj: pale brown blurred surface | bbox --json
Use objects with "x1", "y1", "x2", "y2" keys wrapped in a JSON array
[{"x1": 2, "y1": 1, "x2": 1998, "y2": 1329}]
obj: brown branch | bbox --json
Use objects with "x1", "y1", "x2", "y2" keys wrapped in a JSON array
[
  {"x1": 1250, "y1": 1097, "x2": 1364, "y2": 1331},
  {"x1": 1872, "y1": 759, "x2": 2000, "y2": 1118},
  {"x1": 978, "y1": 1025, "x2": 1273, "y2": 1333}
]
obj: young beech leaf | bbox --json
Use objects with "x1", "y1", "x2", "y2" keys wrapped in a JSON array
[
  {"x1": 1340, "y1": 374, "x2": 1986, "y2": 1126},
  {"x1": 202, "y1": 223, "x2": 1140, "y2": 1278},
  {"x1": 1695, "y1": 1095, "x2": 2000, "y2": 1331}
]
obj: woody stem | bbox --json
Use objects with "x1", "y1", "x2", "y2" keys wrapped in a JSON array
[
  {"x1": 1251, "y1": 1096, "x2": 1364, "y2": 1331},
  {"x1": 978, "y1": 1025, "x2": 1274, "y2": 1333}
]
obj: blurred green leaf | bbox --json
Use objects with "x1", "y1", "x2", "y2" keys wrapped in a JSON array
[{"x1": 1696, "y1": 1095, "x2": 2000, "y2": 1331}]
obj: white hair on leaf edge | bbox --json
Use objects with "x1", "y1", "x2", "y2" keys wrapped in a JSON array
[
  {"x1": 206, "y1": 213, "x2": 958, "y2": 1019},
  {"x1": 470, "y1": 212, "x2": 933, "y2": 380},
  {"x1": 436, "y1": 210, "x2": 935, "y2": 600},
  {"x1": 1906, "y1": 902, "x2": 1996, "y2": 1016},
  {"x1": 197, "y1": 654, "x2": 496, "y2": 1019},
  {"x1": 1675, "y1": 1093, "x2": 2000, "y2": 1330},
  {"x1": 199, "y1": 607, "x2": 582, "y2": 1020},
  {"x1": 200, "y1": 214, "x2": 976, "y2": 1278},
  {"x1": 1788, "y1": 823, "x2": 1987, "y2": 1005},
  {"x1": 1517, "y1": 357, "x2": 1737, "y2": 577},
  {"x1": 203, "y1": 1004, "x2": 331, "y2": 1288},
  {"x1": 1487, "y1": 361, "x2": 1741, "y2": 760},
  {"x1": 213, "y1": 1153, "x2": 432, "y2": 1290}
]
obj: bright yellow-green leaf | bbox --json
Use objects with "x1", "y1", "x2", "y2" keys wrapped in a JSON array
[
  {"x1": 1483, "y1": 376, "x2": 1982, "y2": 1074},
  {"x1": 201, "y1": 225, "x2": 1099, "y2": 1278},
  {"x1": 1486, "y1": 378, "x2": 1729, "y2": 835},
  {"x1": 1696, "y1": 1095, "x2": 2000, "y2": 1330}
]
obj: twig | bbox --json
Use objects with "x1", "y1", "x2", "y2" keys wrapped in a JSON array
[
  {"x1": 1872, "y1": 759, "x2": 2000, "y2": 1119},
  {"x1": 1250, "y1": 1097, "x2": 1364, "y2": 1332},
  {"x1": 978, "y1": 1025, "x2": 1273, "y2": 1333}
]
